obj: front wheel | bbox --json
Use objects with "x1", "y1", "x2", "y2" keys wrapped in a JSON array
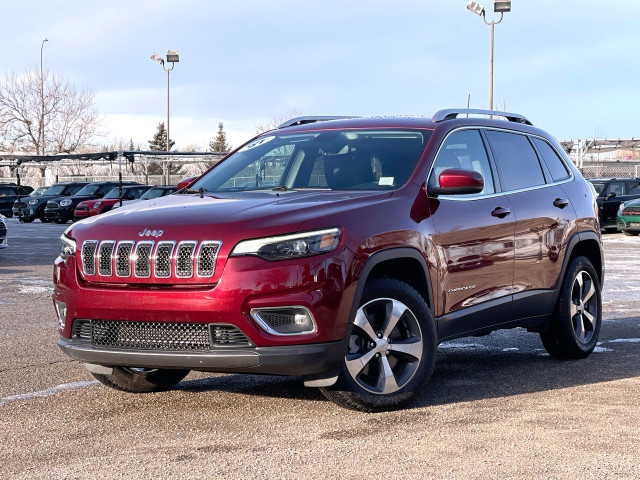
[
  {"x1": 321, "y1": 278, "x2": 436, "y2": 412},
  {"x1": 540, "y1": 256, "x2": 602, "y2": 359},
  {"x1": 53, "y1": 219, "x2": 68, "y2": 224},
  {"x1": 91, "y1": 367, "x2": 190, "y2": 393}
]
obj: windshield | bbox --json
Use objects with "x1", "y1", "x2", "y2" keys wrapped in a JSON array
[
  {"x1": 103, "y1": 188, "x2": 122, "y2": 199},
  {"x1": 44, "y1": 185, "x2": 67, "y2": 196},
  {"x1": 589, "y1": 181, "x2": 606, "y2": 195},
  {"x1": 191, "y1": 129, "x2": 431, "y2": 192},
  {"x1": 75, "y1": 184, "x2": 103, "y2": 196},
  {"x1": 141, "y1": 187, "x2": 175, "y2": 200}
]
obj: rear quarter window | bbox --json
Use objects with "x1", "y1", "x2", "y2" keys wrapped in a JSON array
[{"x1": 532, "y1": 138, "x2": 570, "y2": 182}]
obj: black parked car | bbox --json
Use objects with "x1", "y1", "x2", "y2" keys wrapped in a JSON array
[
  {"x1": 0, "y1": 214, "x2": 7, "y2": 250},
  {"x1": 13, "y1": 182, "x2": 89, "y2": 223},
  {"x1": 0, "y1": 183, "x2": 34, "y2": 218},
  {"x1": 588, "y1": 177, "x2": 640, "y2": 230},
  {"x1": 44, "y1": 181, "x2": 139, "y2": 224}
]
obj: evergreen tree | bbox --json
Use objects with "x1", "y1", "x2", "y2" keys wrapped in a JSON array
[
  {"x1": 148, "y1": 122, "x2": 175, "y2": 151},
  {"x1": 128, "y1": 138, "x2": 135, "y2": 151},
  {"x1": 209, "y1": 122, "x2": 231, "y2": 152}
]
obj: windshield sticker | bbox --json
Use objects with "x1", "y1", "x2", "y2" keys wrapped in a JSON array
[
  {"x1": 379, "y1": 177, "x2": 394, "y2": 186},
  {"x1": 239, "y1": 136, "x2": 275, "y2": 152}
]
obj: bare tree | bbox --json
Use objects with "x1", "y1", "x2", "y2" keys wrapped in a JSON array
[
  {"x1": 0, "y1": 68, "x2": 101, "y2": 154},
  {"x1": 255, "y1": 108, "x2": 303, "y2": 134}
]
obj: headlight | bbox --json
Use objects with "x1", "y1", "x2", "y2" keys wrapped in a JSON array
[
  {"x1": 231, "y1": 228, "x2": 342, "y2": 261},
  {"x1": 60, "y1": 199, "x2": 72, "y2": 207},
  {"x1": 59, "y1": 234, "x2": 76, "y2": 259},
  {"x1": 93, "y1": 201, "x2": 102, "y2": 208},
  {"x1": 28, "y1": 199, "x2": 38, "y2": 205},
  {"x1": 618, "y1": 202, "x2": 627, "y2": 214}
]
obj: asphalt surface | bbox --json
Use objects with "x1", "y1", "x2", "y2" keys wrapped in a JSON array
[{"x1": 1, "y1": 217, "x2": 639, "y2": 479}]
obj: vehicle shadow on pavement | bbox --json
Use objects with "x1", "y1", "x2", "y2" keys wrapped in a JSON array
[{"x1": 175, "y1": 320, "x2": 640, "y2": 409}]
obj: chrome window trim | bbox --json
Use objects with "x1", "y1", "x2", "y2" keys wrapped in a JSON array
[
  {"x1": 133, "y1": 240, "x2": 155, "y2": 279},
  {"x1": 426, "y1": 125, "x2": 575, "y2": 202},
  {"x1": 114, "y1": 240, "x2": 135, "y2": 278},
  {"x1": 81, "y1": 240, "x2": 98, "y2": 276},
  {"x1": 196, "y1": 240, "x2": 223, "y2": 278},
  {"x1": 249, "y1": 305, "x2": 317, "y2": 336},
  {"x1": 97, "y1": 240, "x2": 116, "y2": 277},
  {"x1": 175, "y1": 240, "x2": 198, "y2": 279},
  {"x1": 153, "y1": 241, "x2": 176, "y2": 278}
]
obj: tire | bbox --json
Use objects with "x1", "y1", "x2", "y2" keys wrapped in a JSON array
[
  {"x1": 540, "y1": 256, "x2": 602, "y2": 359},
  {"x1": 53, "y1": 219, "x2": 68, "y2": 224},
  {"x1": 91, "y1": 367, "x2": 190, "y2": 393},
  {"x1": 320, "y1": 278, "x2": 436, "y2": 412},
  {"x1": 39, "y1": 211, "x2": 52, "y2": 223},
  {"x1": 623, "y1": 231, "x2": 639, "y2": 236}
]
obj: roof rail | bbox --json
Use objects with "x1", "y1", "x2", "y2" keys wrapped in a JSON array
[
  {"x1": 431, "y1": 108, "x2": 533, "y2": 126},
  {"x1": 278, "y1": 116, "x2": 360, "y2": 129}
]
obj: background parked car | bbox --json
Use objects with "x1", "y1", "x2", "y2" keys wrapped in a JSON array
[
  {"x1": 13, "y1": 182, "x2": 89, "y2": 223},
  {"x1": 74, "y1": 185, "x2": 152, "y2": 220},
  {"x1": 177, "y1": 176, "x2": 197, "y2": 190},
  {"x1": 0, "y1": 214, "x2": 7, "y2": 250},
  {"x1": 616, "y1": 198, "x2": 640, "y2": 236},
  {"x1": 0, "y1": 183, "x2": 34, "y2": 218},
  {"x1": 112, "y1": 185, "x2": 177, "y2": 209},
  {"x1": 44, "y1": 181, "x2": 139, "y2": 224},
  {"x1": 588, "y1": 177, "x2": 640, "y2": 230}
]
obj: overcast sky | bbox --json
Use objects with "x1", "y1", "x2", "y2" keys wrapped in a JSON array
[{"x1": 3, "y1": 0, "x2": 639, "y2": 150}]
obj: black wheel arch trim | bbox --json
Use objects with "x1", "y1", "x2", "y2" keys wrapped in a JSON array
[
  {"x1": 348, "y1": 247, "x2": 434, "y2": 326},
  {"x1": 560, "y1": 230, "x2": 604, "y2": 289}
]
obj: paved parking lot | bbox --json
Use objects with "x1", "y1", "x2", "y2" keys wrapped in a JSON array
[{"x1": 1, "y1": 217, "x2": 639, "y2": 479}]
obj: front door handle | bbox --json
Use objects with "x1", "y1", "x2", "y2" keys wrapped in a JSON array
[
  {"x1": 553, "y1": 197, "x2": 570, "y2": 209},
  {"x1": 491, "y1": 206, "x2": 511, "y2": 218}
]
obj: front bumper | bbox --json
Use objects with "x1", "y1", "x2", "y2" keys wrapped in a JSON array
[
  {"x1": 58, "y1": 335, "x2": 348, "y2": 375},
  {"x1": 617, "y1": 215, "x2": 640, "y2": 231},
  {"x1": 45, "y1": 206, "x2": 72, "y2": 220}
]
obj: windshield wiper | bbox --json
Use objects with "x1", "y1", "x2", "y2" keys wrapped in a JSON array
[{"x1": 184, "y1": 188, "x2": 207, "y2": 198}]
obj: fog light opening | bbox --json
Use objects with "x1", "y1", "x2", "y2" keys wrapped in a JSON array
[
  {"x1": 54, "y1": 300, "x2": 67, "y2": 329},
  {"x1": 250, "y1": 306, "x2": 316, "y2": 336}
]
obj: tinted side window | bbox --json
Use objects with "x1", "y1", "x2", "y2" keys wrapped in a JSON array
[
  {"x1": 626, "y1": 180, "x2": 640, "y2": 195},
  {"x1": 429, "y1": 129, "x2": 495, "y2": 195},
  {"x1": 605, "y1": 182, "x2": 626, "y2": 196},
  {"x1": 532, "y1": 138, "x2": 569, "y2": 182},
  {"x1": 485, "y1": 131, "x2": 545, "y2": 191}
]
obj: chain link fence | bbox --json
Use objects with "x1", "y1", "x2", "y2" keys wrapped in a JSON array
[{"x1": 577, "y1": 164, "x2": 640, "y2": 179}]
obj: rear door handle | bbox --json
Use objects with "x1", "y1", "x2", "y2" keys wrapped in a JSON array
[
  {"x1": 491, "y1": 207, "x2": 511, "y2": 218},
  {"x1": 553, "y1": 198, "x2": 570, "y2": 209}
]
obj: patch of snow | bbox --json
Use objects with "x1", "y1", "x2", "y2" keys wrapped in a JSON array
[
  {"x1": 0, "y1": 380, "x2": 99, "y2": 407},
  {"x1": 593, "y1": 346, "x2": 613, "y2": 353},
  {"x1": 607, "y1": 338, "x2": 640, "y2": 343}
]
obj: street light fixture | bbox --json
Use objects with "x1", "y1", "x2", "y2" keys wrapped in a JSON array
[
  {"x1": 466, "y1": 1, "x2": 510, "y2": 112},
  {"x1": 149, "y1": 50, "x2": 179, "y2": 154}
]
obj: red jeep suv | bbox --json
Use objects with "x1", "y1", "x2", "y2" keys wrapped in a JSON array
[{"x1": 54, "y1": 109, "x2": 604, "y2": 412}]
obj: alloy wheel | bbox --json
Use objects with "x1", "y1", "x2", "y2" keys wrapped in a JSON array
[
  {"x1": 346, "y1": 298, "x2": 423, "y2": 394},
  {"x1": 570, "y1": 270, "x2": 598, "y2": 344}
]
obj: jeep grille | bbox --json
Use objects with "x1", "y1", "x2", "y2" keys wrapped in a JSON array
[{"x1": 80, "y1": 239, "x2": 222, "y2": 281}]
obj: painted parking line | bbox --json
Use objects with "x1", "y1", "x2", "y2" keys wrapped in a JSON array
[{"x1": 0, "y1": 380, "x2": 98, "y2": 407}]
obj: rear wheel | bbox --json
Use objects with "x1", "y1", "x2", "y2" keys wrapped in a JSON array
[
  {"x1": 91, "y1": 367, "x2": 190, "y2": 393},
  {"x1": 623, "y1": 231, "x2": 639, "y2": 236},
  {"x1": 540, "y1": 256, "x2": 601, "y2": 359},
  {"x1": 321, "y1": 278, "x2": 436, "y2": 412}
]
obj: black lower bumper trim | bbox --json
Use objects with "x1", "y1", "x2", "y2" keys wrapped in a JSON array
[{"x1": 58, "y1": 336, "x2": 348, "y2": 376}]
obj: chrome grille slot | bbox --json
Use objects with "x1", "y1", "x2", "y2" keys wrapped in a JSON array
[
  {"x1": 176, "y1": 241, "x2": 197, "y2": 278},
  {"x1": 134, "y1": 241, "x2": 154, "y2": 278},
  {"x1": 154, "y1": 241, "x2": 175, "y2": 278},
  {"x1": 97, "y1": 241, "x2": 115, "y2": 276},
  {"x1": 115, "y1": 241, "x2": 134, "y2": 277},
  {"x1": 197, "y1": 241, "x2": 221, "y2": 277},
  {"x1": 81, "y1": 240, "x2": 98, "y2": 275}
]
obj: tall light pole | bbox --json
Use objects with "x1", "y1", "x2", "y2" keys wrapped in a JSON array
[
  {"x1": 150, "y1": 50, "x2": 179, "y2": 152},
  {"x1": 466, "y1": 1, "x2": 511, "y2": 111},
  {"x1": 40, "y1": 38, "x2": 48, "y2": 154}
]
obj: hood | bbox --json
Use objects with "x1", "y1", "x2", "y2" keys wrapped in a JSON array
[
  {"x1": 621, "y1": 198, "x2": 640, "y2": 209},
  {"x1": 72, "y1": 190, "x2": 391, "y2": 237}
]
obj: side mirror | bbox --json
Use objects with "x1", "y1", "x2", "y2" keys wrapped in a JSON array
[
  {"x1": 429, "y1": 168, "x2": 484, "y2": 196},
  {"x1": 606, "y1": 192, "x2": 616, "y2": 200}
]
